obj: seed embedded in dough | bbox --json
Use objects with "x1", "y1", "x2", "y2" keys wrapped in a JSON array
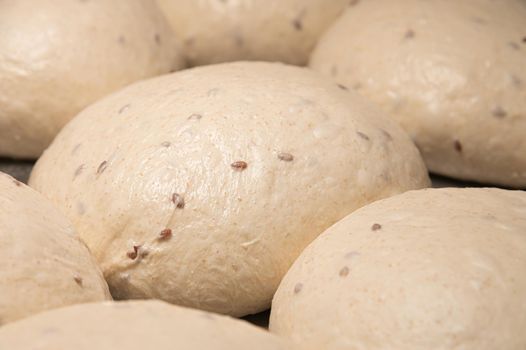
[
  {"x1": 73, "y1": 276, "x2": 83, "y2": 286},
  {"x1": 339, "y1": 266, "x2": 350, "y2": 277},
  {"x1": 159, "y1": 228, "x2": 173, "y2": 240},
  {"x1": 231, "y1": 161, "x2": 248, "y2": 171},
  {"x1": 278, "y1": 153, "x2": 294, "y2": 162},
  {"x1": 97, "y1": 161, "x2": 108, "y2": 175},
  {"x1": 172, "y1": 193, "x2": 185, "y2": 208},
  {"x1": 294, "y1": 283, "x2": 304, "y2": 294},
  {"x1": 371, "y1": 223, "x2": 382, "y2": 231}
]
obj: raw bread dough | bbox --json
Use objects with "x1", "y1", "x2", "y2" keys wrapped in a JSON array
[
  {"x1": 157, "y1": 0, "x2": 348, "y2": 66},
  {"x1": 0, "y1": 300, "x2": 291, "y2": 350},
  {"x1": 310, "y1": 0, "x2": 526, "y2": 188},
  {"x1": 29, "y1": 62, "x2": 430, "y2": 317},
  {"x1": 0, "y1": 0, "x2": 185, "y2": 159},
  {"x1": 270, "y1": 187, "x2": 526, "y2": 350},
  {"x1": 0, "y1": 172, "x2": 110, "y2": 325}
]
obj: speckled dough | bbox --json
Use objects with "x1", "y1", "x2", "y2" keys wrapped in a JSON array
[
  {"x1": 0, "y1": 172, "x2": 110, "y2": 325},
  {"x1": 310, "y1": 0, "x2": 526, "y2": 188},
  {"x1": 29, "y1": 62, "x2": 430, "y2": 316},
  {"x1": 270, "y1": 188, "x2": 526, "y2": 350},
  {"x1": 0, "y1": 300, "x2": 291, "y2": 349},
  {"x1": 0, "y1": 0, "x2": 185, "y2": 159},
  {"x1": 157, "y1": 0, "x2": 348, "y2": 66}
]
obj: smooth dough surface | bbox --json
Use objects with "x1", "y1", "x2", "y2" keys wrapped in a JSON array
[
  {"x1": 0, "y1": 0, "x2": 185, "y2": 159},
  {"x1": 0, "y1": 172, "x2": 110, "y2": 325},
  {"x1": 29, "y1": 61, "x2": 430, "y2": 316},
  {"x1": 270, "y1": 188, "x2": 526, "y2": 350},
  {"x1": 0, "y1": 300, "x2": 291, "y2": 350},
  {"x1": 310, "y1": 0, "x2": 526, "y2": 187},
  {"x1": 157, "y1": 0, "x2": 348, "y2": 66}
]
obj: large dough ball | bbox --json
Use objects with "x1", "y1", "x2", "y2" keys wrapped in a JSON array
[
  {"x1": 0, "y1": 0, "x2": 185, "y2": 159},
  {"x1": 157, "y1": 0, "x2": 348, "y2": 66},
  {"x1": 0, "y1": 172, "x2": 110, "y2": 325},
  {"x1": 29, "y1": 62, "x2": 430, "y2": 316},
  {"x1": 270, "y1": 188, "x2": 526, "y2": 350},
  {"x1": 0, "y1": 300, "x2": 291, "y2": 350},
  {"x1": 310, "y1": 0, "x2": 526, "y2": 187}
]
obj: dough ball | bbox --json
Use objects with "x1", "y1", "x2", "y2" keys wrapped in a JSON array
[
  {"x1": 310, "y1": 0, "x2": 526, "y2": 187},
  {"x1": 270, "y1": 188, "x2": 526, "y2": 350},
  {"x1": 157, "y1": 0, "x2": 348, "y2": 66},
  {"x1": 0, "y1": 0, "x2": 186, "y2": 159},
  {"x1": 0, "y1": 300, "x2": 291, "y2": 350},
  {"x1": 29, "y1": 62, "x2": 430, "y2": 316},
  {"x1": 0, "y1": 172, "x2": 110, "y2": 325}
]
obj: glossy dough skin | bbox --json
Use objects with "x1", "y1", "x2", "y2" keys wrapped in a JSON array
[
  {"x1": 270, "y1": 188, "x2": 526, "y2": 350},
  {"x1": 30, "y1": 62, "x2": 430, "y2": 316},
  {"x1": 0, "y1": 0, "x2": 185, "y2": 159},
  {"x1": 0, "y1": 172, "x2": 110, "y2": 325},
  {"x1": 157, "y1": 0, "x2": 348, "y2": 66},
  {"x1": 0, "y1": 300, "x2": 291, "y2": 350},
  {"x1": 310, "y1": 0, "x2": 526, "y2": 188}
]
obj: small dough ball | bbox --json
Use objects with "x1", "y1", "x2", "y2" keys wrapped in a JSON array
[
  {"x1": 0, "y1": 0, "x2": 185, "y2": 159},
  {"x1": 0, "y1": 300, "x2": 291, "y2": 350},
  {"x1": 310, "y1": 0, "x2": 526, "y2": 187},
  {"x1": 0, "y1": 172, "x2": 110, "y2": 325},
  {"x1": 157, "y1": 0, "x2": 348, "y2": 66},
  {"x1": 270, "y1": 188, "x2": 526, "y2": 350},
  {"x1": 29, "y1": 62, "x2": 430, "y2": 316}
]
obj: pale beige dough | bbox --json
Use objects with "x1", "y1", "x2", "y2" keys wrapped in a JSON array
[
  {"x1": 157, "y1": 0, "x2": 348, "y2": 66},
  {"x1": 0, "y1": 172, "x2": 110, "y2": 325},
  {"x1": 310, "y1": 0, "x2": 526, "y2": 188},
  {"x1": 270, "y1": 188, "x2": 526, "y2": 350},
  {"x1": 0, "y1": 300, "x2": 292, "y2": 349},
  {"x1": 0, "y1": 0, "x2": 185, "y2": 159},
  {"x1": 29, "y1": 62, "x2": 430, "y2": 317}
]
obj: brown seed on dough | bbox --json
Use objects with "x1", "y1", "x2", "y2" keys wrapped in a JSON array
[
  {"x1": 127, "y1": 245, "x2": 140, "y2": 260},
  {"x1": 454, "y1": 140, "x2": 463, "y2": 153},
  {"x1": 73, "y1": 276, "x2": 83, "y2": 286},
  {"x1": 357, "y1": 131, "x2": 370, "y2": 141},
  {"x1": 13, "y1": 179, "x2": 22, "y2": 187},
  {"x1": 294, "y1": 283, "x2": 303, "y2": 294},
  {"x1": 159, "y1": 228, "x2": 173, "y2": 240},
  {"x1": 231, "y1": 161, "x2": 248, "y2": 171},
  {"x1": 188, "y1": 113, "x2": 202, "y2": 120},
  {"x1": 371, "y1": 223, "x2": 382, "y2": 231},
  {"x1": 278, "y1": 153, "x2": 294, "y2": 162},
  {"x1": 172, "y1": 193, "x2": 185, "y2": 208},
  {"x1": 154, "y1": 33, "x2": 161, "y2": 45},
  {"x1": 339, "y1": 266, "x2": 350, "y2": 277},
  {"x1": 97, "y1": 161, "x2": 108, "y2": 175},
  {"x1": 161, "y1": 141, "x2": 171, "y2": 147},
  {"x1": 404, "y1": 29, "x2": 415, "y2": 39},
  {"x1": 349, "y1": 0, "x2": 360, "y2": 6},
  {"x1": 337, "y1": 84, "x2": 348, "y2": 90},
  {"x1": 118, "y1": 104, "x2": 130, "y2": 114},
  {"x1": 492, "y1": 106, "x2": 508, "y2": 118},
  {"x1": 381, "y1": 129, "x2": 393, "y2": 141},
  {"x1": 292, "y1": 18, "x2": 303, "y2": 31},
  {"x1": 74, "y1": 164, "x2": 85, "y2": 178},
  {"x1": 509, "y1": 42, "x2": 520, "y2": 50}
]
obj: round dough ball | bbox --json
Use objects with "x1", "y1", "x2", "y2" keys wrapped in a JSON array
[
  {"x1": 0, "y1": 172, "x2": 110, "y2": 325},
  {"x1": 0, "y1": 0, "x2": 185, "y2": 159},
  {"x1": 157, "y1": 0, "x2": 348, "y2": 66},
  {"x1": 29, "y1": 62, "x2": 430, "y2": 316},
  {"x1": 0, "y1": 300, "x2": 291, "y2": 350},
  {"x1": 270, "y1": 188, "x2": 526, "y2": 350},
  {"x1": 310, "y1": 0, "x2": 526, "y2": 188}
]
